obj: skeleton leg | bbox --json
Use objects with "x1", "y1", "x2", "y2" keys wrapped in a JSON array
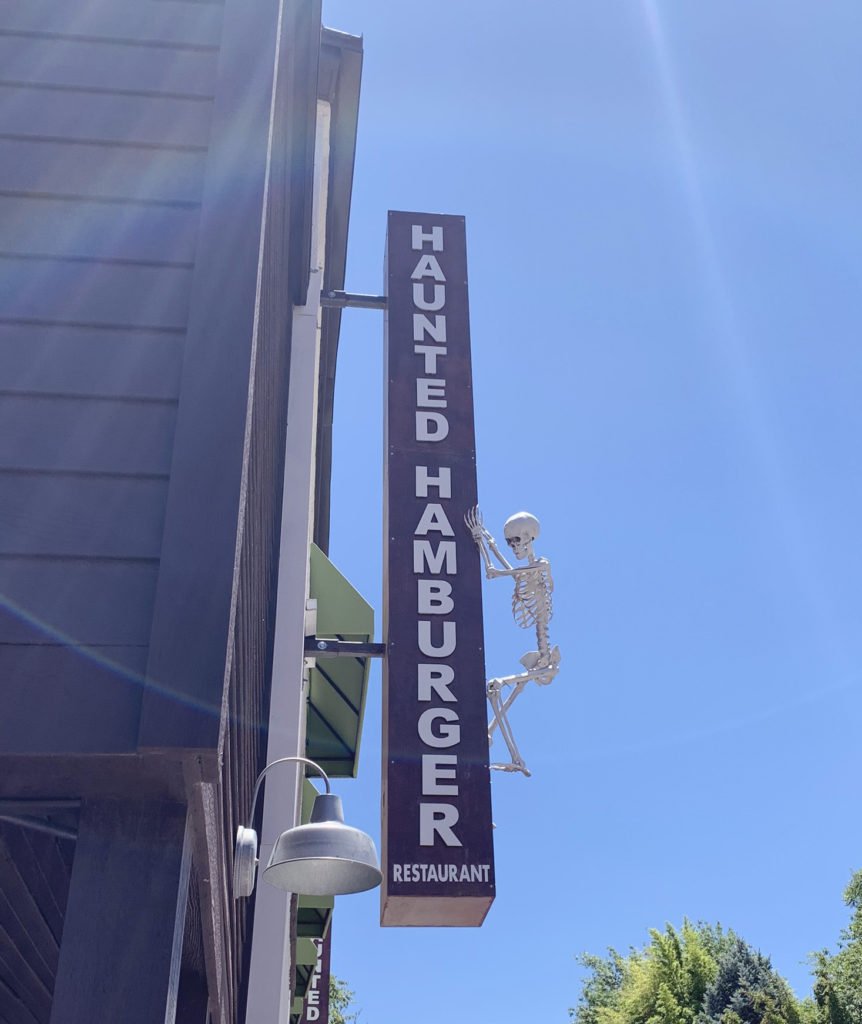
[
  {"x1": 486, "y1": 669, "x2": 547, "y2": 777},
  {"x1": 487, "y1": 679, "x2": 528, "y2": 740},
  {"x1": 487, "y1": 678, "x2": 529, "y2": 776}
]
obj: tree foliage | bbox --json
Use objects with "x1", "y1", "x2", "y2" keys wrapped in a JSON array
[
  {"x1": 572, "y1": 872, "x2": 862, "y2": 1024},
  {"x1": 571, "y1": 922, "x2": 805, "y2": 1024},
  {"x1": 616, "y1": 923, "x2": 722, "y2": 1024},
  {"x1": 329, "y1": 974, "x2": 359, "y2": 1024},
  {"x1": 700, "y1": 936, "x2": 801, "y2": 1024},
  {"x1": 811, "y1": 870, "x2": 862, "y2": 1024},
  {"x1": 575, "y1": 950, "x2": 627, "y2": 1024}
]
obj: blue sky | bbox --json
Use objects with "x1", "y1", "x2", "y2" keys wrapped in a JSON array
[{"x1": 318, "y1": 3, "x2": 861, "y2": 1021}]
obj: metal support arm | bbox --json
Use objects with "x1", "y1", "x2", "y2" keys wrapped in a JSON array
[
  {"x1": 320, "y1": 290, "x2": 387, "y2": 310},
  {"x1": 303, "y1": 638, "x2": 386, "y2": 658}
]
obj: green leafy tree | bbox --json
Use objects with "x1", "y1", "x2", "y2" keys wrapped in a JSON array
[
  {"x1": 811, "y1": 870, "x2": 862, "y2": 1024},
  {"x1": 329, "y1": 974, "x2": 359, "y2": 1024},
  {"x1": 699, "y1": 936, "x2": 801, "y2": 1024},
  {"x1": 574, "y1": 950, "x2": 627, "y2": 1024},
  {"x1": 618, "y1": 923, "x2": 719, "y2": 1024},
  {"x1": 572, "y1": 922, "x2": 806, "y2": 1024},
  {"x1": 573, "y1": 922, "x2": 725, "y2": 1024}
]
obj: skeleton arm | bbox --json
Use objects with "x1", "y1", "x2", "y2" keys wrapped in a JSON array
[
  {"x1": 488, "y1": 562, "x2": 548, "y2": 584},
  {"x1": 465, "y1": 506, "x2": 514, "y2": 576},
  {"x1": 487, "y1": 563, "x2": 529, "y2": 579},
  {"x1": 485, "y1": 537, "x2": 514, "y2": 574}
]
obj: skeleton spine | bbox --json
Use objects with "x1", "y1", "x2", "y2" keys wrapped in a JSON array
[{"x1": 535, "y1": 592, "x2": 551, "y2": 663}]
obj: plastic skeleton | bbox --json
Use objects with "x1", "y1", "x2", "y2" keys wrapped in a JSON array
[{"x1": 465, "y1": 508, "x2": 561, "y2": 777}]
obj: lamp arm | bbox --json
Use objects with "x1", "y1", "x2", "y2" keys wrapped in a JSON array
[{"x1": 245, "y1": 756, "x2": 331, "y2": 830}]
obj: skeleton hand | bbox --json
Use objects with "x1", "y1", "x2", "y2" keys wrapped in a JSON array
[{"x1": 464, "y1": 506, "x2": 493, "y2": 546}]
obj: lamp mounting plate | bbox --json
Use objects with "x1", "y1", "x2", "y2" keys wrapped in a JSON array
[{"x1": 233, "y1": 826, "x2": 258, "y2": 899}]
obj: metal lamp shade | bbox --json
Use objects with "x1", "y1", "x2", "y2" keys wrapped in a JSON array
[{"x1": 261, "y1": 793, "x2": 382, "y2": 896}]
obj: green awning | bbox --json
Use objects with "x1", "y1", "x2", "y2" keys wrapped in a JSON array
[
  {"x1": 296, "y1": 780, "x2": 333, "y2": 940},
  {"x1": 295, "y1": 938, "x2": 320, "y2": 967},
  {"x1": 292, "y1": 782, "x2": 330, "y2": 1013},
  {"x1": 305, "y1": 544, "x2": 373, "y2": 778},
  {"x1": 296, "y1": 893, "x2": 333, "y2": 940},
  {"x1": 292, "y1": 938, "x2": 319, "y2": 1007}
]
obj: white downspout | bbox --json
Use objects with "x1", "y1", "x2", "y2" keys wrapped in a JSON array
[{"x1": 245, "y1": 97, "x2": 332, "y2": 1024}]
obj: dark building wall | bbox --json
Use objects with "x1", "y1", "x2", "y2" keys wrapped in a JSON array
[
  {"x1": 0, "y1": 4, "x2": 363, "y2": 1019},
  {"x1": 0, "y1": 819, "x2": 75, "y2": 1024},
  {"x1": 0, "y1": 0, "x2": 224, "y2": 752}
]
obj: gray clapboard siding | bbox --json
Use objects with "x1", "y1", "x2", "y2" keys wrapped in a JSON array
[
  {"x1": 0, "y1": 36, "x2": 219, "y2": 96},
  {"x1": 0, "y1": 860, "x2": 59, "y2": 982},
  {"x1": 0, "y1": 84, "x2": 213, "y2": 148},
  {"x1": 0, "y1": 898, "x2": 53, "y2": 1019},
  {"x1": 0, "y1": 195, "x2": 200, "y2": 263},
  {"x1": 0, "y1": 259, "x2": 193, "y2": 330},
  {"x1": 0, "y1": 0, "x2": 226, "y2": 690},
  {"x1": 1, "y1": 827, "x2": 67, "y2": 948},
  {"x1": 0, "y1": 835, "x2": 63, "y2": 1016},
  {"x1": 0, "y1": 396, "x2": 177, "y2": 475},
  {"x1": 0, "y1": 1, "x2": 223, "y2": 48},
  {"x1": 0, "y1": 644, "x2": 146, "y2": 753},
  {"x1": 0, "y1": 474, "x2": 169, "y2": 559},
  {"x1": 0, "y1": 324, "x2": 183, "y2": 400},
  {"x1": 0, "y1": 558, "x2": 158, "y2": 645},
  {"x1": 0, "y1": 139, "x2": 206, "y2": 203}
]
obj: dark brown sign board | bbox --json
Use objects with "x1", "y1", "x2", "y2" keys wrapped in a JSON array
[
  {"x1": 381, "y1": 211, "x2": 495, "y2": 927},
  {"x1": 298, "y1": 931, "x2": 330, "y2": 1024}
]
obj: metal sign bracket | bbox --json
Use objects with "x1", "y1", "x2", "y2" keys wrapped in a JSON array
[
  {"x1": 320, "y1": 290, "x2": 388, "y2": 310},
  {"x1": 303, "y1": 637, "x2": 386, "y2": 659}
]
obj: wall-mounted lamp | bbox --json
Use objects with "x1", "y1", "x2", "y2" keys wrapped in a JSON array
[{"x1": 233, "y1": 756, "x2": 382, "y2": 899}]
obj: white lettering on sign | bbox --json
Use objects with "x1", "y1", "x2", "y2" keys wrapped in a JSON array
[
  {"x1": 413, "y1": 313, "x2": 447, "y2": 342},
  {"x1": 411, "y1": 254, "x2": 446, "y2": 281},
  {"x1": 412, "y1": 224, "x2": 443, "y2": 251},
  {"x1": 417, "y1": 620, "x2": 456, "y2": 657},
  {"x1": 413, "y1": 345, "x2": 447, "y2": 374},
  {"x1": 413, "y1": 282, "x2": 446, "y2": 310},
  {"x1": 417, "y1": 580, "x2": 454, "y2": 615},
  {"x1": 417, "y1": 664, "x2": 456, "y2": 702},
  {"x1": 384, "y1": 211, "x2": 494, "y2": 925},
  {"x1": 415, "y1": 465, "x2": 451, "y2": 499},
  {"x1": 414, "y1": 503, "x2": 453, "y2": 536},
  {"x1": 410, "y1": 222, "x2": 466, "y2": 851},
  {"x1": 391, "y1": 863, "x2": 492, "y2": 883},
  {"x1": 415, "y1": 411, "x2": 449, "y2": 442},
  {"x1": 422, "y1": 754, "x2": 459, "y2": 796},
  {"x1": 413, "y1": 540, "x2": 456, "y2": 575},
  {"x1": 419, "y1": 803, "x2": 461, "y2": 846},
  {"x1": 417, "y1": 707, "x2": 460, "y2": 747},
  {"x1": 303, "y1": 938, "x2": 324, "y2": 1022},
  {"x1": 416, "y1": 378, "x2": 447, "y2": 408}
]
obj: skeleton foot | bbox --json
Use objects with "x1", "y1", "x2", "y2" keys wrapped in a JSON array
[{"x1": 491, "y1": 760, "x2": 531, "y2": 778}]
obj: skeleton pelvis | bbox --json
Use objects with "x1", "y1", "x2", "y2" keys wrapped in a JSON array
[
  {"x1": 519, "y1": 646, "x2": 561, "y2": 684},
  {"x1": 519, "y1": 651, "x2": 541, "y2": 671}
]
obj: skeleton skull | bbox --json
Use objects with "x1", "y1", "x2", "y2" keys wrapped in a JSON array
[{"x1": 503, "y1": 511, "x2": 540, "y2": 561}]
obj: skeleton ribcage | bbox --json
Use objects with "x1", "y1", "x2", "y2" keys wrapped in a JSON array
[{"x1": 511, "y1": 567, "x2": 553, "y2": 630}]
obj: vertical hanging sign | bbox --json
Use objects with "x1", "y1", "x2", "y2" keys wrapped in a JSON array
[
  {"x1": 382, "y1": 211, "x2": 495, "y2": 927},
  {"x1": 298, "y1": 932, "x2": 331, "y2": 1024}
]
